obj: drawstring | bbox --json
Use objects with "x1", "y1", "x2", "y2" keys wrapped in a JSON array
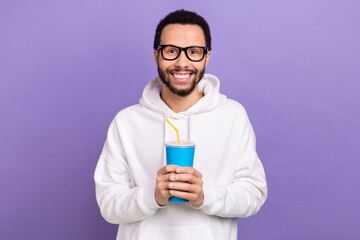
[
  {"x1": 163, "y1": 113, "x2": 169, "y2": 166},
  {"x1": 188, "y1": 112, "x2": 193, "y2": 142},
  {"x1": 164, "y1": 113, "x2": 169, "y2": 143}
]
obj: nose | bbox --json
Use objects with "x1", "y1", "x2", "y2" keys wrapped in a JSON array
[{"x1": 174, "y1": 50, "x2": 190, "y2": 68}]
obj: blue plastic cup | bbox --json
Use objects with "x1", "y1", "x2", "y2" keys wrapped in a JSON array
[{"x1": 165, "y1": 141, "x2": 196, "y2": 203}]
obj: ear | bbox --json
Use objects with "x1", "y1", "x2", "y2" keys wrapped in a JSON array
[
  {"x1": 204, "y1": 51, "x2": 211, "y2": 68},
  {"x1": 154, "y1": 49, "x2": 159, "y2": 67}
]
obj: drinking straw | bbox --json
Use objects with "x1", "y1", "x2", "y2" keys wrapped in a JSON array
[{"x1": 165, "y1": 119, "x2": 180, "y2": 143}]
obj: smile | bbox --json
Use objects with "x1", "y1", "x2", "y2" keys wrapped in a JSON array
[
  {"x1": 173, "y1": 73, "x2": 190, "y2": 79},
  {"x1": 171, "y1": 73, "x2": 192, "y2": 82}
]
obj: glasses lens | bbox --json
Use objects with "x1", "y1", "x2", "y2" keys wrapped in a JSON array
[
  {"x1": 186, "y1": 47, "x2": 205, "y2": 61},
  {"x1": 162, "y1": 46, "x2": 180, "y2": 60}
]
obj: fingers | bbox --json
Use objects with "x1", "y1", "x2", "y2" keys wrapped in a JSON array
[
  {"x1": 158, "y1": 166, "x2": 203, "y2": 186},
  {"x1": 157, "y1": 165, "x2": 179, "y2": 176},
  {"x1": 155, "y1": 166, "x2": 204, "y2": 207},
  {"x1": 156, "y1": 173, "x2": 170, "y2": 184},
  {"x1": 158, "y1": 166, "x2": 202, "y2": 177},
  {"x1": 169, "y1": 190, "x2": 201, "y2": 202},
  {"x1": 175, "y1": 167, "x2": 202, "y2": 178},
  {"x1": 169, "y1": 172, "x2": 203, "y2": 185},
  {"x1": 168, "y1": 182, "x2": 202, "y2": 194},
  {"x1": 155, "y1": 173, "x2": 172, "y2": 206},
  {"x1": 169, "y1": 188, "x2": 204, "y2": 208}
]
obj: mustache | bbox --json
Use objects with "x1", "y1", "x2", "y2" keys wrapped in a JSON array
[{"x1": 166, "y1": 68, "x2": 197, "y2": 74}]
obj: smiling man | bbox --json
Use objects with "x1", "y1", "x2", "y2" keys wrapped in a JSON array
[
  {"x1": 95, "y1": 9, "x2": 267, "y2": 240},
  {"x1": 156, "y1": 24, "x2": 208, "y2": 96}
]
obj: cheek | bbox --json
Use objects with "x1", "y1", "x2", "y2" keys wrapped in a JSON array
[
  {"x1": 158, "y1": 61, "x2": 172, "y2": 71},
  {"x1": 194, "y1": 63, "x2": 206, "y2": 72}
]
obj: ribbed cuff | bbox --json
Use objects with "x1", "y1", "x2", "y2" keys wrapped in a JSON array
[
  {"x1": 199, "y1": 185, "x2": 218, "y2": 214},
  {"x1": 139, "y1": 184, "x2": 166, "y2": 215}
]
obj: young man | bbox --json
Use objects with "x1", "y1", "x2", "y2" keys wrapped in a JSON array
[{"x1": 95, "y1": 9, "x2": 267, "y2": 240}]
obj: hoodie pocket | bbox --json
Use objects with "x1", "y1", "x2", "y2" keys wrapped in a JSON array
[{"x1": 138, "y1": 225, "x2": 215, "y2": 240}]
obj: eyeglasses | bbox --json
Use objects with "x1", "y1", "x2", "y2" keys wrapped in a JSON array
[{"x1": 157, "y1": 45, "x2": 209, "y2": 62}]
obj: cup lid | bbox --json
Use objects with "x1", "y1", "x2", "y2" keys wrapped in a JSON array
[{"x1": 165, "y1": 141, "x2": 196, "y2": 147}]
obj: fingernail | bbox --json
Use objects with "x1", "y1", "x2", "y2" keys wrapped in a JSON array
[
  {"x1": 170, "y1": 175, "x2": 175, "y2": 180},
  {"x1": 176, "y1": 168, "x2": 182, "y2": 173},
  {"x1": 169, "y1": 183, "x2": 174, "y2": 188}
]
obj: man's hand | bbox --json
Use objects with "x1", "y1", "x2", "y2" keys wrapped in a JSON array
[
  {"x1": 155, "y1": 166, "x2": 204, "y2": 208},
  {"x1": 155, "y1": 165, "x2": 177, "y2": 206},
  {"x1": 169, "y1": 167, "x2": 204, "y2": 208}
]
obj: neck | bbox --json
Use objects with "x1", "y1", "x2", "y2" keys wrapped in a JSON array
[{"x1": 161, "y1": 85, "x2": 204, "y2": 113}]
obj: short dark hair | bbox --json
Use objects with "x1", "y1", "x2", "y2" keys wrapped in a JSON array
[{"x1": 154, "y1": 9, "x2": 212, "y2": 51}]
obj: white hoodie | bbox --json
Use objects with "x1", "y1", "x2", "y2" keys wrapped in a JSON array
[{"x1": 94, "y1": 74, "x2": 267, "y2": 240}]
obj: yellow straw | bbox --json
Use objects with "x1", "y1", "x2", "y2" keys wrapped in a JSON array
[{"x1": 165, "y1": 119, "x2": 180, "y2": 143}]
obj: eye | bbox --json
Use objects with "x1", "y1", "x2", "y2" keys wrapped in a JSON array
[
  {"x1": 164, "y1": 47, "x2": 178, "y2": 55},
  {"x1": 188, "y1": 48, "x2": 202, "y2": 55}
]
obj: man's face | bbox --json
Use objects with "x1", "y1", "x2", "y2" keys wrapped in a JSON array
[{"x1": 154, "y1": 24, "x2": 210, "y2": 97}]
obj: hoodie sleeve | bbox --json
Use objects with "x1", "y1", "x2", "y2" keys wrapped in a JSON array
[
  {"x1": 94, "y1": 118, "x2": 162, "y2": 224},
  {"x1": 200, "y1": 109, "x2": 267, "y2": 218}
]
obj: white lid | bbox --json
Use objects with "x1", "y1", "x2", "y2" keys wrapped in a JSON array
[{"x1": 165, "y1": 141, "x2": 196, "y2": 147}]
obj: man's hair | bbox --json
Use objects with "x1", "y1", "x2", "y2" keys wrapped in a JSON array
[{"x1": 154, "y1": 9, "x2": 212, "y2": 51}]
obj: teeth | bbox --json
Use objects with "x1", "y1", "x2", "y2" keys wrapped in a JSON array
[{"x1": 173, "y1": 74, "x2": 190, "y2": 79}]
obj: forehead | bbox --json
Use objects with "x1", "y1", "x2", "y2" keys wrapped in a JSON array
[{"x1": 160, "y1": 24, "x2": 206, "y2": 47}]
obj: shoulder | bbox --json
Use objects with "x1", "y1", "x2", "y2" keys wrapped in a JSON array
[
  {"x1": 112, "y1": 104, "x2": 144, "y2": 123},
  {"x1": 221, "y1": 98, "x2": 248, "y2": 117},
  {"x1": 218, "y1": 99, "x2": 256, "y2": 136},
  {"x1": 110, "y1": 103, "x2": 160, "y2": 129},
  {"x1": 216, "y1": 98, "x2": 253, "y2": 130},
  {"x1": 103, "y1": 104, "x2": 144, "y2": 135}
]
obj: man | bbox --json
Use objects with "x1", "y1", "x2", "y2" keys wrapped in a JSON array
[{"x1": 94, "y1": 9, "x2": 267, "y2": 240}]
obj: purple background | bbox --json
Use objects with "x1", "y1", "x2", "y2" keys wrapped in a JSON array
[{"x1": 1, "y1": 0, "x2": 359, "y2": 239}]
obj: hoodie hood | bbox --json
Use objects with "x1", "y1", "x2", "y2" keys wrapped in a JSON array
[{"x1": 139, "y1": 74, "x2": 227, "y2": 116}]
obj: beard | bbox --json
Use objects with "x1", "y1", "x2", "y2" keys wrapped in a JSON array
[{"x1": 157, "y1": 65, "x2": 205, "y2": 97}]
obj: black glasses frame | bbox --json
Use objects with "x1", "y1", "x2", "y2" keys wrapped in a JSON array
[{"x1": 157, "y1": 45, "x2": 209, "y2": 62}]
